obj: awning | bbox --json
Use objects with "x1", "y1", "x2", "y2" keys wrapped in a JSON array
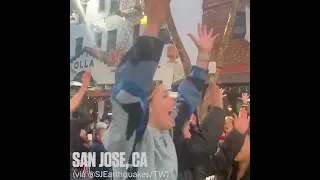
[
  {"x1": 245, "y1": 6, "x2": 250, "y2": 43},
  {"x1": 72, "y1": 71, "x2": 97, "y2": 87},
  {"x1": 70, "y1": 81, "x2": 82, "y2": 87}
]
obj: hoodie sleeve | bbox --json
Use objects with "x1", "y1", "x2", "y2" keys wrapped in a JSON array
[
  {"x1": 102, "y1": 36, "x2": 163, "y2": 152},
  {"x1": 210, "y1": 129, "x2": 246, "y2": 175},
  {"x1": 175, "y1": 107, "x2": 225, "y2": 171},
  {"x1": 172, "y1": 66, "x2": 207, "y2": 140}
]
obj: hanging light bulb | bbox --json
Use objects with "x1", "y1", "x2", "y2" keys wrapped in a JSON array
[{"x1": 122, "y1": 16, "x2": 125, "y2": 20}]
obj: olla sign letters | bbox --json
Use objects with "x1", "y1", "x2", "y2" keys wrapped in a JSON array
[
  {"x1": 73, "y1": 59, "x2": 94, "y2": 70},
  {"x1": 222, "y1": 85, "x2": 250, "y2": 94}
]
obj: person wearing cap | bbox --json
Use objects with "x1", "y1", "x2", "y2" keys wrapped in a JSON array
[{"x1": 90, "y1": 122, "x2": 110, "y2": 180}]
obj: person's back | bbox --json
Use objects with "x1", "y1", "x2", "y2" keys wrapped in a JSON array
[{"x1": 91, "y1": 122, "x2": 110, "y2": 180}]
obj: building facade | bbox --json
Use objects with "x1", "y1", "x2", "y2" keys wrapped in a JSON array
[
  {"x1": 70, "y1": 0, "x2": 186, "y2": 88},
  {"x1": 203, "y1": 0, "x2": 250, "y2": 84},
  {"x1": 203, "y1": 0, "x2": 250, "y2": 111},
  {"x1": 70, "y1": 0, "x2": 145, "y2": 58}
]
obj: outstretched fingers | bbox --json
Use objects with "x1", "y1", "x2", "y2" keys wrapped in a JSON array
[
  {"x1": 233, "y1": 113, "x2": 238, "y2": 120},
  {"x1": 197, "y1": 23, "x2": 202, "y2": 37},
  {"x1": 208, "y1": 28, "x2": 213, "y2": 37},
  {"x1": 212, "y1": 33, "x2": 220, "y2": 42},
  {"x1": 203, "y1": 24, "x2": 207, "y2": 36}
]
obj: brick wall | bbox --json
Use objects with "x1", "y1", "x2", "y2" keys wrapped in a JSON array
[{"x1": 203, "y1": 0, "x2": 250, "y2": 73}]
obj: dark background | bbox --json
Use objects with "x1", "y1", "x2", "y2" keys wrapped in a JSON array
[{"x1": 2, "y1": 1, "x2": 314, "y2": 179}]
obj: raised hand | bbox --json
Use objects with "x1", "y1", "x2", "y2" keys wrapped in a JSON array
[
  {"x1": 143, "y1": 0, "x2": 171, "y2": 37},
  {"x1": 183, "y1": 123, "x2": 191, "y2": 139},
  {"x1": 188, "y1": 24, "x2": 220, "y2": 54},
  {"x1": 81, "y1": 72, "x2": 91, "y2": 88},
  {"x1": 205, "y1": 83, "x2": 225, "y2": 109},
  {"x1": 239, "y1": 93, "x2": 250, "y2": 104},
  {"x1": 189, "y1": 114, "x2": 197, "y2": 125},
  {"x1": 233, "y1": 108, "x2": 250, "y2": 134}
]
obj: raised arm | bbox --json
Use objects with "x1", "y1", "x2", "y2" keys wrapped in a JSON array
[
  {"x1": 239, "y1": 93, "x2": 250, "y2": 112},
  {"x1": 70, "y1": 72, "x2": 91, "y2": 112},
  {"x1": 175, "y1": 84, "x2": 226, "y2": 171},
  {"x1": 173, "y1": 24, "x2": 219, "y2": 139},
  {"x1": 210, "y1": 108, "x2": 250, "y2": 175},
  {"x1": 102, "y1": 0, "x2": 170, "y2": 150}
]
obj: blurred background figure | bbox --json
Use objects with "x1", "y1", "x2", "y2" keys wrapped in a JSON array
[{"x1": 90, "y1": 122, "x2": 110, "y2": 180}]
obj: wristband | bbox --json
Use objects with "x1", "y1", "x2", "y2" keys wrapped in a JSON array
[
  {"x1": 241, "y1": 104, "x2": 248, "y2": 112},
  {"x1": 197, "y1": 53, "x2": 210, "y2": 61}
]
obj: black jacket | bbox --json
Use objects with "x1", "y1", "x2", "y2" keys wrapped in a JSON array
[
  {"x1": 175, "y1": 106, "x2": 246, "y2": 180},
  {"x1": 176, "y1": 107, "x2": 225, "y2": 180},
  {"x1": 90, "y1": 141, "x2": 110, "y2": 180},
  {"x1": 218, "y1": 162, "x2": 250, "y2": 180},
  {"x1": 195, "y1": 129, "x2": 246, "y2": 180}
]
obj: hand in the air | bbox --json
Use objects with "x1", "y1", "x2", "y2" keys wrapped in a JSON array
[
  {"x1": 188, "y1": 23, "x2": 220, "y2": 54},
  {"x1": 183, "y1": 124, "x2": 191, "y2": 139},
  {"x1": 205, "y1": 82, "x2": 225, "y2": 109},
  {"x1": 144, "y1": 0, "x2": 171, "y2": 26},
  {"x1": 239, "y1": 93, "x2": 250, "y2": 104},
  {"x1": 233, "y1": 108, "x2": 250, "y2": 134},
  {"x1": 81, "y1": 72, "x2": 91, "y2": 88},
  {"x1": 189, "y1": 114, "x2": 197, "y2": 125}
]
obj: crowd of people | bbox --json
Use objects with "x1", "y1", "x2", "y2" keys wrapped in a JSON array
[{"x1": 70, "y1": 0, "x2": 250, "y2": 180}]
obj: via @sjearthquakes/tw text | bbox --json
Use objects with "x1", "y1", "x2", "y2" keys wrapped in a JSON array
[{"x1": 73, "y1": 171, "x2": 170, "y2": 178}]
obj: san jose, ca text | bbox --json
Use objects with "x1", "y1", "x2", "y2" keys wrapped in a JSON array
[{"x1": 72, "y1": 152, "x2": 147, "y2": 167}]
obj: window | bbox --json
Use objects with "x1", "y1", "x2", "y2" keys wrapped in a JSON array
[
  {"x1": 75, "y1": 37, "x2": 83, "y2": 54},
  {"x1": 95, "y1": 32, "x2": 102, "y2": 48},
  {"x1": 232, "y1": 12, "x2": 246, "y2": 38},
  {"x1": 99, "y1": 0, "x2": 106, "y2": 12},
  {"x1": 109, "y1": 0, "x2": 118, "y2": 15},
  {"x1": 133, "y1": 24, "x2": 140, "y2": 43},
  {"x1": 107, "y1": 30, "x2": 117, "y2": 50},
  {"x1": 158, "y1": 26, "x2": 171, "y2": 44}
]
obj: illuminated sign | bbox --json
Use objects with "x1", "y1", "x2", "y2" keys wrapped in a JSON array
[{"x1": 140, "y1": 16, "x2": 147, "y2": 24}]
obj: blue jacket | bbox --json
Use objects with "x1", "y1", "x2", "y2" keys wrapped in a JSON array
[{"x1": 102, "y1": 36, "x2": 207, "y2": 180}]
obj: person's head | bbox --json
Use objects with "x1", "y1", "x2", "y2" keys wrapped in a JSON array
[
  {"x1": 148, "y1": 80, "x2": 176, "y2": 130},
  {"x1": 224, "y1": 116, "x2": 234, "y2": 134},
  {"x1": 94, "y1": 122, "x2": 108, "y2": 141},
  {"x1": 103, "y1": 119, "x2": 110, "y2": 125}
]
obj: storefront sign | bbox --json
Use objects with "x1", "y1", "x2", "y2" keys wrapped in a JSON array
[
  {"x1": 73, "y1": 59, "x2": 94, "y2": 70},
  {"x1": 222, "y1": 84, "x2": 250, "y2": 94}
]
